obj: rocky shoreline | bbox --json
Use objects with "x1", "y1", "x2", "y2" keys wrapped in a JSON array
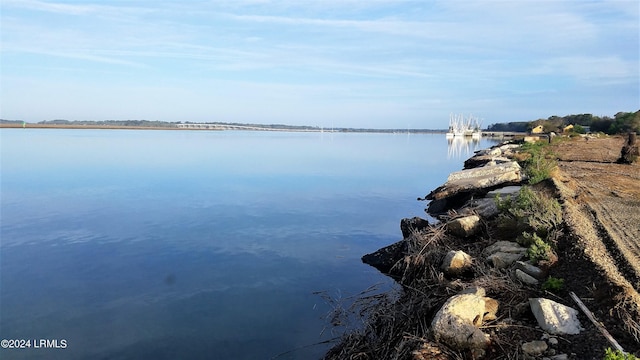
[{"x1": 325, "y1": 138, "x2": 640, "y2": 359}]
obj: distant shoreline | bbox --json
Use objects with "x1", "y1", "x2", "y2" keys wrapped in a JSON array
[
  {"x1": 0, "y1": 123, "x2": 524, "y2": 137},
  {"x1": 0, "y1": 122, "x2": 443, "y2": 133}
]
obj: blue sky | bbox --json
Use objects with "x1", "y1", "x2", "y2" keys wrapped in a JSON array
[{"x1": 1, "y1": 0, "x2": 638, "y2": 128}]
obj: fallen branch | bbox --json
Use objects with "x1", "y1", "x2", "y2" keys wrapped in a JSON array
[{"x1": 569, "y1": 291, "x2": 625, "y2": 353}]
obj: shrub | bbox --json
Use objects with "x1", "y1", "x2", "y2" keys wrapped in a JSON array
[
  {"x1": 527, "y1": 236, "x2": 552, "y2": 263},
  {"x1": 604, "y1": 348, "x2": 638, "y2": 360},
  {"x1": 541, "y1": 276, "x2": 564, "y2": 292},
  {"x1": 517, "y1": 231, "x2": 540, "y2": 247},
  {"x1": 518, "y1": 142, "x2": 558, "y2": 184},
  {"x1": 496, "y1": 186, "x2": 563, "y2": 239}
]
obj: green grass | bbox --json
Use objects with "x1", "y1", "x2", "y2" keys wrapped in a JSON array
[{"x1": 541, "y1": 276, "x2": 564, "y2": 292}]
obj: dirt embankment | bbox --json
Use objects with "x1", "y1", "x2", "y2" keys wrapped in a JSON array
[
  {"x1": 551, "y1": 136, "x2": 640, "y2": 289},
  {"x1": 548, "y1": 136, "x2": 640, "y2": 349}
]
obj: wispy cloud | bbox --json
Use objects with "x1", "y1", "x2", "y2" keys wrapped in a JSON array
[{"x1": 1, "y1": 0, "x2": 637, "y2": 125}]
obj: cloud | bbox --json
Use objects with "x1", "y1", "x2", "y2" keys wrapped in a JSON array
[{"x1": 1, "y1": 0, "x2": 637, "y2": 126}]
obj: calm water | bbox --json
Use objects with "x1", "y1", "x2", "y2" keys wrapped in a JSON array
[{"x1": 0, "y1": 129, "x2": 494, "y2": 359}]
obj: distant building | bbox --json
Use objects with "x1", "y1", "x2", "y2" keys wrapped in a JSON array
[
  {"x1": 531, "y1": 125, "x2": 544, "y2": 134},
  {"x1": 563, "y1": 124, "x2": 574, "y2": 133}
]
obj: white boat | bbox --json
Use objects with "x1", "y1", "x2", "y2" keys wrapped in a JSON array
[{"x1": 447, "y1": 113, "x2": 482, "y2": 138}]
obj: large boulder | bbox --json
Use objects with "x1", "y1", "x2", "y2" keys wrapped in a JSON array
[
  {"x1": 431, "y1": 287, "x2": 498, "y2": 352},
  {"x1": 400, "y1": 217, "x2": 430, "y2": 239},
  {"x1": 529, "y1": 298, "x2": 582, "y2": 335},
  {"x1": 446, "y1": 215, "x2": 481, "y2": 238},
  {"x1": 426, "y1": 161, "x2": 526, "y2": 203}
]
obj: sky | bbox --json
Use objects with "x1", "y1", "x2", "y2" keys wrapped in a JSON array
[{"x1": 0, "y1": 0, "x2": 638, "y2": 129}]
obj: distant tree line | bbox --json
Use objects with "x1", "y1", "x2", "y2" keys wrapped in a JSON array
[
  {"x1": 486, "y1": 110, "x2": 640, "y2": 135},
  {"x1": 37, "y1": 119, "x2": 181, "y2": 127}
]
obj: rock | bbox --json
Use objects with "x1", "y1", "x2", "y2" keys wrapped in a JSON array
[
  {"x1": 431, "y1": 288, "x2": 498, "y2": 351},
  {"x1": 441, "y1": 250, "x2": 473, "y2": 277},
  {"x1": 484, "y1": 241, "x2": 527, "y2": 256},
  {"x1": 486, "y1": 186, "x2": 522, "y2": 199},
  {"x1": 426, "y1": 192, "x2": 476, "y2": 216},
  {"x1": 464, "y1": 155, "x2": 514, "y2": 169},
  {"x1": 498, "y1": 144, "x2": 521, "y2": 156},
  {"x1": 515, "y1": 261, "x2": 545, "y2": 279},
  {"x1": 362, "y1": 240, "x2": 406, "y2": 274},
  {"x1": 487, "y1": 252, "x2": 523, "y2": 269},
  {"x1": 515, "y1": 269, "x2": 539, "y2": 285},
  {"x1": 474, "y1": 147, "x2": 502, "y2": 157},
  {"x1": 548, "y1": 337, "x2": 558, "y2": 346},
  {"x1": 464, "y1": 154, "x2": 497, "y2": 169},
  {"x1": 549, "y1": 354, "x2": 568, "y2": 360},
  {"x1": 459, "y1": 286, "x2": 486, "y2": 296},
  {"x1": 522, "y1": 340, "x2": 548, "y2": 356},
  {"x1": 483, "y1": 298, "x2": 499, "y2": 321},
  {"x1": 400, "y1": 217, "x2": 430, "y2": 239},
  {"x1": 529, "y1": 298, "x2": 582, "y2": 335},
  {"x1": 446, "y1": 215, "x2": 481, "y2": 237},
  {"x1": 411, "y1": 342, "x2": 449, "y2": 360},
  {"x1": 466, "y1": 198, "x2": 499, "y2": 219},
  {"x1": 425, "y1": 162, "x2": 525, "y2": 202}
]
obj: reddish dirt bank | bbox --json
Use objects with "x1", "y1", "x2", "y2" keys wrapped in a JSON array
[{"x1": 548, "y1": 135, "x2": 640, "y2": 354}]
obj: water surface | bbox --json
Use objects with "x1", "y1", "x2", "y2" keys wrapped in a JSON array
[{"x1": 0, "y1": 129, "x2": 493, "y2": 359}]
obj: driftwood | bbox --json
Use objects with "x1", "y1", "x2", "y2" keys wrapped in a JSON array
[{"x1": 569, "y1": 291, "x2": 625, "y2": 353}]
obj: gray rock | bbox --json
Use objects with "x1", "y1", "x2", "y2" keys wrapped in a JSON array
[
  {"x1": 548, "y1": 337, "x2": 558, "y2": 346},
  {"x1": 515, "y1": 261, "x2": 545, "y2": 279},
  {"x1": 487, "y1": 252, "x2": 523, "y2": 269},
  {"x1": 484, "y1": 241, "x2": 527, "y2": 256},
  {"x1": 426, "y1": 162, "x2": 525, "y2": 202},
  {"x1": 550, "y1": 354, "x2": 568, "y2": 360},
  {"x1": 486, "y1": 186, "x2": 522, "y2": 199},
  {"x1": 459, "y1": 286, "x2": 486, "y2": 296},
  {"x1": 464, "y1": 154, "x2": 497, "y2": 169},
  {"x1": 431, "y1": 288, "x2": 499, "y2": 351},
  {"x1": 522, "y1": 340, "x2": 548, "y2": 356},
  {"x1": 515, "y1": 269, "x2": 539, "y2": 285},
  {"x1": 362, "y1": 240, "x2": 406, "y2": 275},
  {"x1": 441, "y1": 250, "x2": 473, "y2": 277},
  {"x1": 400, "y1": 217, "x2": 430, "y2": 239},
  {"x1": 464, "y1": 155, "x2": 514, "y2": 169},
  {"x1": 475, "y1": 147, "x2": 503, "y2": 157},
  {"x1": 467, "y1": 198, "x2": 499, "y2": 219},
  {"x1": 529, "y1": 298, "x2": 582, "y2": 335},
  {"x1": 447, "y1": 215, "x2": 481, "y2": 237}
]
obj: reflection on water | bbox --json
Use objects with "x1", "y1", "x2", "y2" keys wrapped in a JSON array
[{"x1": 447, "y1": 136, "x2": 482, "y2": 160}]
